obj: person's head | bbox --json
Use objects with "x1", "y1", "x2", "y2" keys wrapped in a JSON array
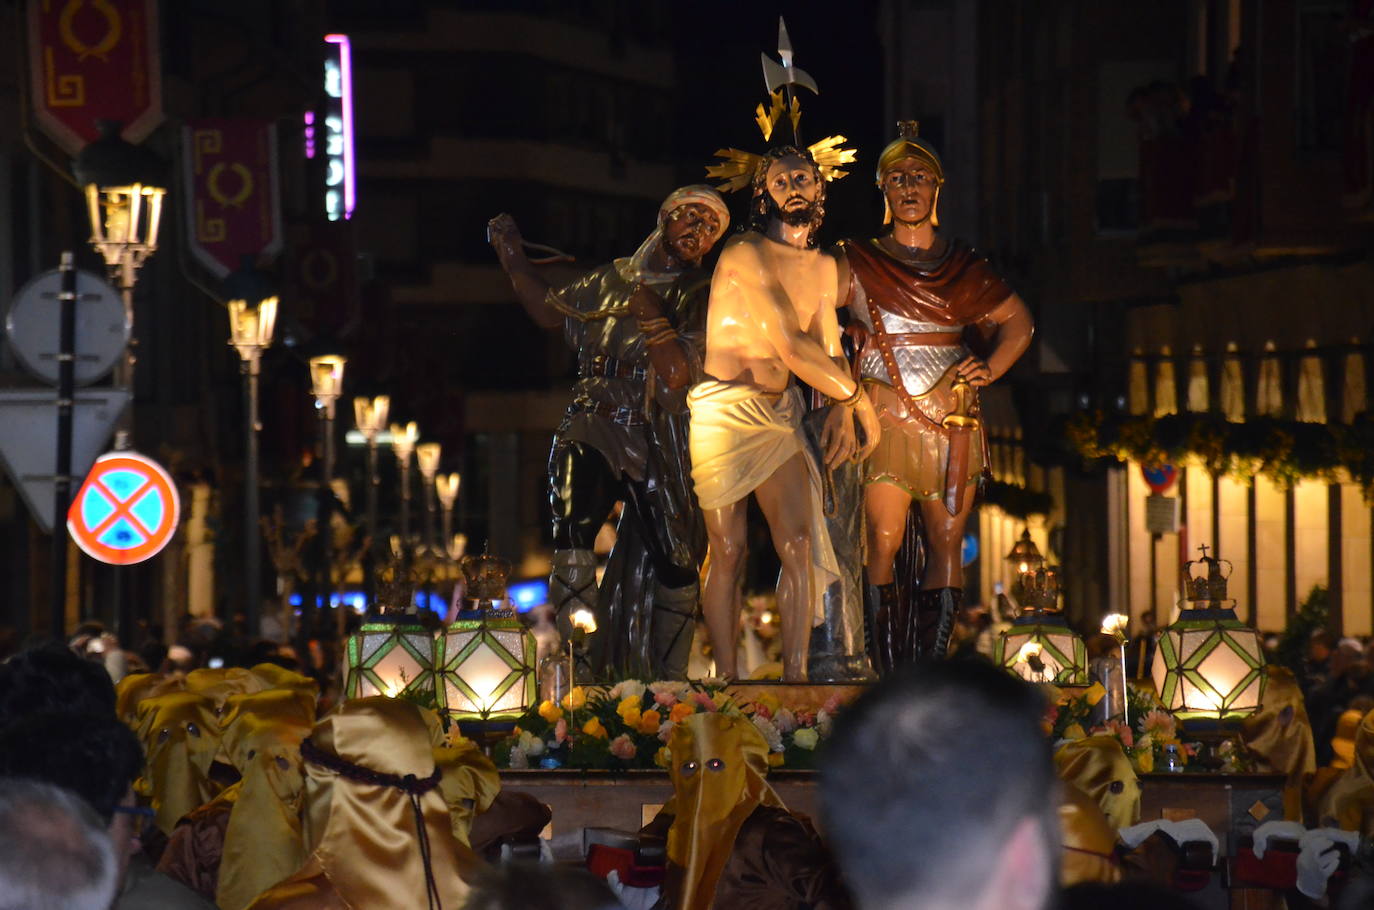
[
  {"x1": 132, "y1": 690, "x2": 222, "y2": 834},
  {"x1": 0, "y1": 644, "x2": 116, "y2": 732},
  {"x1": 0, "y1": 711, "x2": 146, "y2": 891},
  {"x1": 462, "y1": 861, "x2": 621, "y2": 910},
  {"x1": 748, "y1": 147, "x2": 826, "y2": 246},
  {"x1": 1308, "y1": 628, "x2": 1334, "y2": 663},
  {"x1": 821, "y1": 659, "x2": 1057, "y2": 910},
  {"x1": 875, "y1": 121, "x2": 945, "y2": 228},
  {"x1": 658, "y1": 186, "x2": 729, "y2": 267},
  {"x1": 0, "y1": 778, "x2": 118, "y2": 910}
]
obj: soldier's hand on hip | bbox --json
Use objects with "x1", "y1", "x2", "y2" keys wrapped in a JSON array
[{"x1": 954, "y1": 355, "x2": 992, "y2": 388}]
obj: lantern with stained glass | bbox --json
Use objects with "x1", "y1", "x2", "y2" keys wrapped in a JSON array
[
  {"x1": 435, "y1": 552, "x2": 536, "y2": 722},
  {"x1": 994, "y1": 565, "x2": 1088, "y2": 685},
  {"x1": 1152, "y1": 545, "x2": 1266, "y2": 721},
  {"x1": 343, "y1": 615, "x2": 435, "y2": 699}
]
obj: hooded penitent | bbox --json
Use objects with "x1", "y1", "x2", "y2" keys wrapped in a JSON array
[
  {"x1": 215, "y1": 688, "x2": 317, "y2": 910},
  {"x1": 115, "y1": 671, "x2": 187, "y2": 725},
  {"x1": 1240, "y1": 666, "x2": 1316, "y2": 820},
  {"x1": 434, "y1": 737, "x2": 501, "y2": 847},
  {"x1": 246, "y1": 697, "x2": 470, "y2": 910},
  {"x1": 1059, "y1": 782, "x2": 1122, "y2": 887},
  {"x1": 1055, "y1": 734, "x2": 1142, "y2": 831},
  {"x1": 134, "y1": 690, "x2": 223, "y2": 834},
  {"x1": 1318, "y1": 708, "x2": 1374, "y2": 835},
  {"x1": 665, "y1": 713, "x2": 786, "y2": 910}
]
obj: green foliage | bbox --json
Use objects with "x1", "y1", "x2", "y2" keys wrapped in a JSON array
[
  {"x1": 982, "y1": 480, "x2": 1054, "y2": 519},
  {"x1": 1273, "y1": 585, "x2": 1330, "y2": 677},
  {"x1": 1063, "y1": 412, "x2": 1374, "y2": 493}
]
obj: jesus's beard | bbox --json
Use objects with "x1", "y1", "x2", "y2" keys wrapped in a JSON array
[{"x1": 768, "y1": 193, "x2": 818, "y2": 228}]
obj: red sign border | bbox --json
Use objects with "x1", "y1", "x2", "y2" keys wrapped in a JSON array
[{"x1": 68, "y1": 451, "x2": 180, "y2": 565}]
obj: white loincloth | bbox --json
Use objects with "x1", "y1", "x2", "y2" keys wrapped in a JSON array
[{"x1": 687, "y1": 380, "x2": 839, "y2": 626}]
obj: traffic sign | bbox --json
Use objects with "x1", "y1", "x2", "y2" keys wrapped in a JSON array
[
  {"x1": 6, "y1": 268, "x2": 129, "y2": 386},
  {"x1": 67, "y1": 451, "x2": 180, "y2": 565},
  {"x1": 0, "y1": 389, "x2": 130, "y2": 533}
]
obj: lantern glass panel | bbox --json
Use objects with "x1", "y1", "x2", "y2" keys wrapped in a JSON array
[
  {"x1": 1152, "y1": 615, "x2": 1266, "y2": 720},
  {"x1": 436, "y1": 616, "x2": 535, "y2": 722}
]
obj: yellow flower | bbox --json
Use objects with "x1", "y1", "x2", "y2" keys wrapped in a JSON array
[
  {"x1": 711, "y1": 692, "x2": 731, "y2": 710},
  {"x1": 637, "y1": 709, "x2": 662, "y2": 734},
  {"x1": 582, "y1": 717, "x2": 608, "y2": 739},
  {"x1": 1084, "y1": 682, "x2": 1106, "y2": 706},
  {"x1": 1134, "y1": 748, "x2": 1155, "y2": 774},
  {"x1": 617, "y1": 697, "x2": 642, "y2": 728},
  {"x1": 766, "y1": 752, "x2": 784, "y2": 767},
  {"x1": 562, "y1": 686, "x2": 587, "y2": 710},
  {"x1": 1063, "y1": 723, "x2": 1087, "y2": 740},
  {"x1": 669, "y1": 702, "x2": 695, "y2": 724},
  {"x1": 538, "y1": 700, "x2": 564, "y2": 724},
  {"x1": 654, "y1": 746, "x2": 671, "y2": 769}
]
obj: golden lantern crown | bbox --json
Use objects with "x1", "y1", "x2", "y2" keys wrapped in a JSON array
[
  {"x1": 461, "y1": 551, "x2": 513, "y2": 612},
  {"x1": 1006, "y1": 529, "x2": 1045, "y2": 575},
  {"x1": 1018, "y1": 566, "x2": 1062, "y2": 615},
  {"x1": 1184, "y1": 545, "x2": 1232, "y2": 606}
]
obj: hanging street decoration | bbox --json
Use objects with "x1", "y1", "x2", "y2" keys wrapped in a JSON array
[{"x1": 182, "y1": 118, "x2": 283, "y2": 278}]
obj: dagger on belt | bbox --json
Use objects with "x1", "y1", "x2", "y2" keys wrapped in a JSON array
[{"x1": 941, "y1": 376, "x2": 979, "y2": 516}]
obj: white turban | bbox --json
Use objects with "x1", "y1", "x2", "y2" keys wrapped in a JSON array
[{"x1": 617, "y1": 185, "x2": 730, "y2": 285}]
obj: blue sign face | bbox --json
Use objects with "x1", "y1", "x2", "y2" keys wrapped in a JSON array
[
  {"x1": 962, "y1": 533, "x2": 979, "y2": 567},
  {"x1": 1141, "y1": 463, "x2": 1178, "y2": 493}
]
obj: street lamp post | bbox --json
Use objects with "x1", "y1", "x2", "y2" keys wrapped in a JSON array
[
  {"x1": 353, "y1": 395, "x2": 390, "y2": 546},
  {"x1": 308, "y1": 355, "x2": 347, "y2": 486},
  {"x1": 436, "y1": 472, "x2": 461, "y2": 558},
  {"x1": 416, "y1": 442, "x2": 441, "y2": 554},
  {"x1": 224, "y1": 261, "x2": 278, "y2": 638},
  {"x1": 72, "y1": 119, "x2": 166, "y2": 640},
  {"x1": 390, "y1": 421, "x2": 419, "y2": 561}
]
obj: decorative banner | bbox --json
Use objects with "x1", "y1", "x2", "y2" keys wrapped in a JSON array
[
  {"x1": 291, "y1": 220, "x2": 358, "y2": 339},
  {"x1": 182, "y1": 118, "x2": 282, "y2": 278},
  {"x1": 26, "y1": 0, "x2": 164, "y2": 156},
  {"x1": 68, "y1": 450, "x2": 180, "y2": 565}
]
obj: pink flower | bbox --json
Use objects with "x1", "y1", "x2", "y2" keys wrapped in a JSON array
[
  {"x1": 795, "y1": 710, "x2": 817, "y2": 727},
  {"x1": 554, "y1": 718, "x2": 568, "y2": 745},
  {"x1": 754, "y1": 704, "x2": 773, "y2": 720},
  {"x1": 610, "y1": 734, "x2": 637, "y2": 760},
  {"x1": 654, "y1": 691, "x2": 678, "y2": 708},
  {"x1": 822, "y1": 694, "x2": 842, "y2": 714},
  {"x1": 693, "y1": 692, "x2": 719, "y2": 712},
  {"x1": 1102, "y1": 719, "x2": 1134, "y2": 748},
  {"x1": 1139, "y1": 709, "x2": 1176, "y2": 740}
]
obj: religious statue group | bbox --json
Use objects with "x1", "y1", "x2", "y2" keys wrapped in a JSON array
[{"x1": 488, "y1": 71, "x2": 1032, "y2": 684}]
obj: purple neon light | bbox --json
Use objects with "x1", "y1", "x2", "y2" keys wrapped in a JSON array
[
  {"x1": 324, "y1": 34, "x2": 355, "y2": 220},
  {"x1": 303, "y1": 111, "x2": 316, "y2": 159}
]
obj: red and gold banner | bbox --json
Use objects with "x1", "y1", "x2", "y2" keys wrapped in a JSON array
[
  {"x1": 290, "y1": 220, "x2": 359, "y2": 339},
  {"x1": 182, "y1": 119, "x2": 282, "y2": 278},
  {"x1": 26, "y1": 0, "x2": 163, "y2": 155}
]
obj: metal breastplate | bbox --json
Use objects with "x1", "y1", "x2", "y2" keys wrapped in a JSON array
[{"x1": 859, "y1": 310, "x2": 967, "y2": 396}]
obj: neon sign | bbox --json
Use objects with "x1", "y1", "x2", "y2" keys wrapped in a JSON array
[{"x1": 320, "y1": 34, "x2": 355, "y2": 221}]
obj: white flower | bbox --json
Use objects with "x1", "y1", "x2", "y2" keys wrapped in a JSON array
[
  {"x1": 508, "y1": 746, "x2": 529, "y2": 769},
  {"x1": 649, "y1": 680, "x2": 691, "y2": 699},
  {"x1": 518, "y1": 729, "x2": 546, "y2": 757},
  {"x1": 658, "y1": 721, "x2": 674, "y2": 742},
  {"x1": 610, "y1": 679, "x2": 646, "y2": 701},
  {"x1": 751, "y1": 714, "x2": 783, "y2": 752},
  {"x1": 792, "y1": 728, "x2": 819, "y2": 751},
  {"x1": 698, "y1": 676, "x2": 727, "y2": 690},
  {"x1": 774, "y1": 708, "x2": 797, "y2": 733},
  {"x1": 816, "y1": 709, "x2": 833, "y2": 738}
]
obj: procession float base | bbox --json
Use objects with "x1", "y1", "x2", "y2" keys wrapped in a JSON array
[{"x1": 722, "y1": 680, "x2": 869, "y2": 711}]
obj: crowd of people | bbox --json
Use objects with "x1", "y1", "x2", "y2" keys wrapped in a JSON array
[{"x1": 5, "y1": 617, "x2": 1374, "y2": 910}]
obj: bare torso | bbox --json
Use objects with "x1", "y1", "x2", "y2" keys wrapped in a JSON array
[{"x1": 703, "y1": 233, "x2": 843, "y2": 392}]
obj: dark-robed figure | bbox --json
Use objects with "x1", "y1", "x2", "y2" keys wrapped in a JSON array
[{"x1": 488, "y1": 187, "x2": 730, "y2": 679}]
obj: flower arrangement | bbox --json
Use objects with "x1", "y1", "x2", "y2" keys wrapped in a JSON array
[
  {"x1": 493, "y1": 679, "x2": 842, "y2": 771},
  {"x1": 1045, "y1": 683, "x2": 1200, "y2": 773}
]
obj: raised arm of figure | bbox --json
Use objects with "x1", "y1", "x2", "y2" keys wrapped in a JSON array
[
  {"x1": 487, "y1": 213, "x2": 562, "y2": 330},
  {"x1": 955, "y1": 293, "x2": 1034, "y2": 387}
]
